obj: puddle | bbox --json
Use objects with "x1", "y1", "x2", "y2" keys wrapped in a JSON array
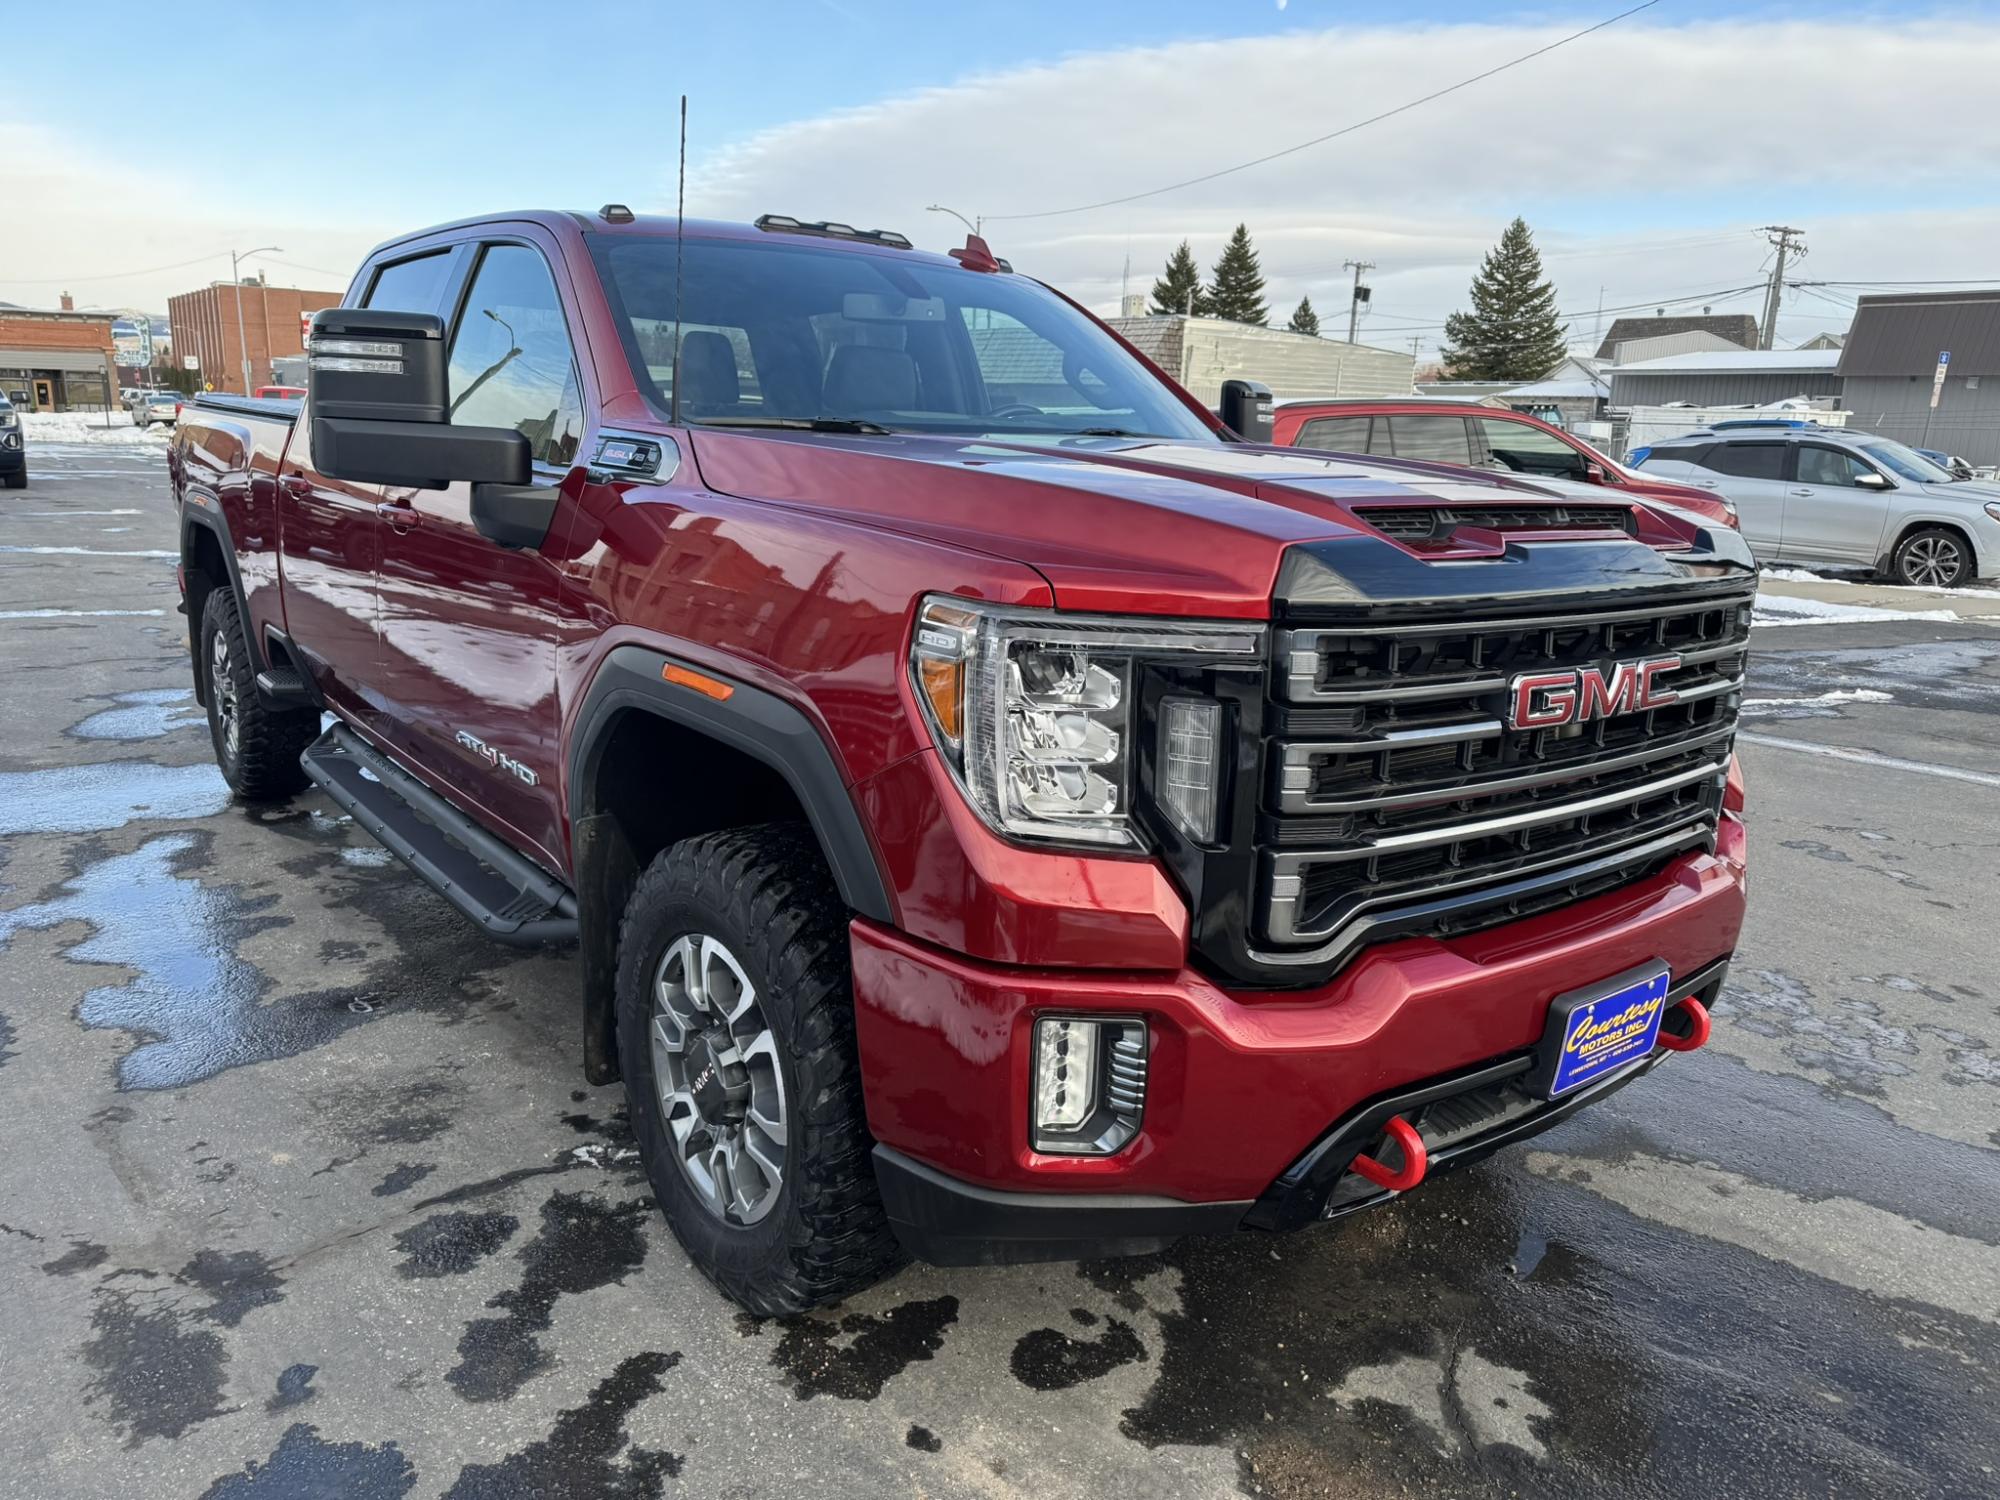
[
  {"x1": 68, "y1": 689, "x2": 205, "y2": 742},
  {"x1": 0, "y1": 834, "x2": 369, "y2": 1090},
  {"x1": 0, "y1": 762, "x2": 230, "y2": 835}
]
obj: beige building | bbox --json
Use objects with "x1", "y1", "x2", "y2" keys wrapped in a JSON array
[{"x1": 1108, "y1": 315, "x2": 1415, "y2": 407}]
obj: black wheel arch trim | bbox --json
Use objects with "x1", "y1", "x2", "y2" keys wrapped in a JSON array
[
  {"x1": 180, "y1": 502, "x2": 268, "y2": 698},
  {"x1": 565, "y1": 645, "x2": 894, "y2": 925}
]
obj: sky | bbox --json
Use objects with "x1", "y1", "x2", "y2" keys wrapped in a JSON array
[{"x1": 4, "y1": 1, "x2": 1997, "y2": 360}]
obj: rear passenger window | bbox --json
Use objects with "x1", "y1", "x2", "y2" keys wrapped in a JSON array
[
  {"x1": 1386, "y1": 414, "x2": 1473, "y2": 464},
  {"x1": 363, "y1": 251, "x2": 453, "y2": 314},
  {"x1": 1699, "y1": 443, "x2": 1785, "y2": 481},
  {"x1": 448, "y1": 244, "x2": 584, "y2": 467},
  {"x1": 1296, "y1": 415, "x2": 1372, "y2": 452}
]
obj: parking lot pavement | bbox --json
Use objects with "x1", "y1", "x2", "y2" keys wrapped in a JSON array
[{"x1": 2, "y1": 441, "x2": 1996, "y2": 1500}]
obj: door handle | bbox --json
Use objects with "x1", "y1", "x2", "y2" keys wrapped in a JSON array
[
  {"x1": 376, "y1": 499, "x2": 420, "y2": 533},
  {"x1": 1691, "y1": 480, "x2": 1719, "y2": 489},
  {"x1": 1787, "y1": 488, "x2": 1814, "y2": 497},
  {"x1": 280, "y1": 475, "x2": 312, "y2": 499}
]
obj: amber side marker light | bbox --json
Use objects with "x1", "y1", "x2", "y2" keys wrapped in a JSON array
[{"x1": 662, "y1": 663, "x2": 734, "y2": 700}]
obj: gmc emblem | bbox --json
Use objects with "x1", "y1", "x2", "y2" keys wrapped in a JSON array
[{"x1": 1507, "y1": 655, "x2": 1682, "y2": 730}]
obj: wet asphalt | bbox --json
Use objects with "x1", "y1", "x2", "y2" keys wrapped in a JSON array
[{"x1": 1, "y1": 439, "x2": 1995, "y2": 1500}]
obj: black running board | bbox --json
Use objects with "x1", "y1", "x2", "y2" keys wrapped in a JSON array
[{"x1": 301, "y1": 724, "x2": 578, "y2": 946}]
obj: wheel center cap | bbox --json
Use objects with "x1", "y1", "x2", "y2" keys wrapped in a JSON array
[{"x1": 686, "y1": 1029, "x2": 751, "y2": 1126}]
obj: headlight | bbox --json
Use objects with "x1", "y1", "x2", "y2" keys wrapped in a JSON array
[
  {"x1": 910, "y1": 596, "x2": 1263, "y2": 849},
  {"x1": 1984, "y1": 502, "x2": 2000, "y2": 523},
  {"x1": 0, "y1": 411, "x2": 17, "y2": 429}
]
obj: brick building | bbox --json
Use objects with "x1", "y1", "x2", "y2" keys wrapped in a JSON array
[
  {"x1": 0, "y1": 294, "x2": 120, "y2": 412},
  {"x1": 166, "y1": 279, "x2": 342, "y2": 395}
]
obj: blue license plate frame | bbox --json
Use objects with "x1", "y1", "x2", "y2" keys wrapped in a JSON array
[{"x1": 1533, "y1": 963, "x2": 1672, "y2": 1099}]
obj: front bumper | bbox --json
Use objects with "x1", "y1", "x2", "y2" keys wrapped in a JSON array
[{"x1": 854, "y1": 815, "x2": 1746, "y2": 1263}]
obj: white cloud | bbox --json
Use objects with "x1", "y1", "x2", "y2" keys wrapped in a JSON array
[{"x1": 689, "y1": 17, "x2": 2000, "y2": 345}]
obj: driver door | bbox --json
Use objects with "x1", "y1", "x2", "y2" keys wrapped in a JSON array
[{"x1": 1782, "y1": 443, "x2": 1895, "y2": 565}]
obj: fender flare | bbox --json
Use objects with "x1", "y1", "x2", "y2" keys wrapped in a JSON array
[
  {"x1": 567, "y1": 645, "x2": 894, "y2": 924},
  {"x1": 179, "y1": 497, "x2": 271, "y2": 687}
]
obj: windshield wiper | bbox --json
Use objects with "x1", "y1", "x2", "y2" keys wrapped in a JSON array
[{"x1": 691, "y1": 416, "x2": 895, "y2": 436}]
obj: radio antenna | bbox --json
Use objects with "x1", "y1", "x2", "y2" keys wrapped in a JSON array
[{"x1": 669, "y1": 93, "x2": 688, "y2": 428}]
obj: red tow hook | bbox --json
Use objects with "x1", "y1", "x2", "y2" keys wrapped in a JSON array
[
  {"x1": 1351, "y1": 1116, "x2": 1428, "y2": 1192},
  {"x1": 1656, "y1": 996, "x2": 1712, "y2": 1053}
]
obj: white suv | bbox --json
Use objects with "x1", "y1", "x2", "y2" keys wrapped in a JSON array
[{"x1": 1632, "y1": 426, "x2": 2000, "y2": 587}]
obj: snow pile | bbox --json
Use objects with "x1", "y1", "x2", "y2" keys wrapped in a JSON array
[
  {"x1": 1742, "y1": 688, "x2": 1892, "y2": 710},
  {"x1": 19, "y1": 411, "x2": 173, "y2": 446},
  {"x1": 1752, "y1": 595, "x2": 1957, "y2": 628}
]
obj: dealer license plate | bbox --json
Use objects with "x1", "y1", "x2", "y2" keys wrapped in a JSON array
[{"x1": 1539, "y1": 964, "x2": 1671, "y2": 1098}]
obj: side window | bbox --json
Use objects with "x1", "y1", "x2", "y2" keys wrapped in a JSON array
[
  {"x1": 1700, "y1": 443, "x2": 1785, "y2": 481},
  {"x1": 1797, "y1": 446, "x2": 1872, "y2": 488},
  {"x1": 1474, "y1": 417, "x2": 1586, "y2": 478},
  {"x1": 1386, "y1": 414, "x2": 1473, "y2": 464},
  {"x1": 363, "y1": 251, "x2": 453, "y2": 314},
  {"x1": 448, "y1": 244, "x2": 584, "y2": 467},
  {"x1": 1296, "y1": 415, "x2": 1372, "y2": 452}
]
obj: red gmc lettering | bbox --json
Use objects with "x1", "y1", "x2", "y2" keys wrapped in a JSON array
[
  {"x1": 1637, "y1": 657, "x2": 1682, "y2": 709},
  {"x1": 1512, "y1": 671, "x2": 1580, "y2": 729},
  {"x1": 1575, "y1": 664, "x2": 1633, "y2": 721}
]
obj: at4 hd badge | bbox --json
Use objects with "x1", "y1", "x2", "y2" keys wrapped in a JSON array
[{"x1": 1530, "y1": 963, "x2": 1672, "y2": 1098}]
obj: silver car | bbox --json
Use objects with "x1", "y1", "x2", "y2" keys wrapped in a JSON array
[
  {"x1": 133, "y1": 390, "x2": 183, "y2": 429},
  {"x1": 1631, "y1": 426, "x2": 2000, "y2": 587}
]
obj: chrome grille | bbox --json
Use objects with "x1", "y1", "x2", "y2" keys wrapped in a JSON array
[{"x1": 1258, "y1": 582, "x2": 1753, "y2": 963}]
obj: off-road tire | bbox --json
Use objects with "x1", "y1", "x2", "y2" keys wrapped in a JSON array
[
  {"x1": 616, "y1": 824, "x2": 905, "y2": 1315},
  {"x1": 1890, "y1": 526, "x2": 1972, "y2": 589},
  {"x1": 199, "y1": 587, "x2": 316, "y2": 800}
]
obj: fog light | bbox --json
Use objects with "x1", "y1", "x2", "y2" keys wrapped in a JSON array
[{"x1": 1031, "y1": 1016, "x2": 1148, "y2": 1155}]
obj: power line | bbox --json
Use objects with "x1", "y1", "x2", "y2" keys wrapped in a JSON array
[
  {"x1": 1, "y1": 249, "x2": 235, "y2": 285},
  {"x1": 985, "y1": 0, "x2": 1663, "y2": 222}
]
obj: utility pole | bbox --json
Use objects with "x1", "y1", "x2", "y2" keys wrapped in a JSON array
[
  {"x1": 1343, "y1": 260, "x2": 1376, "y2": 345},
  {"x1": 229, "y1": 245, "x2": 281, "y2": 394},
  {"x1": 1757, "y1": 226, "x2": 1805, "y2": 350}
]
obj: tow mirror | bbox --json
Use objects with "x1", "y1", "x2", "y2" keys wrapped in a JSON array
[
  {"x1": 308, "y1": 308, "x2": 529, "y2": 493},
  {"x1": 1219, "y1": 379, "x2": 1273, "y2": 443}
]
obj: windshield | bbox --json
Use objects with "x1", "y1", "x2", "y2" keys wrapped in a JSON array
[
  {"x1": 1860, "y1": 439, "x2": 1953, "y2": 484},
  {"x1": 591, "y1": 235, "x2": 1216, "y2": 442}
]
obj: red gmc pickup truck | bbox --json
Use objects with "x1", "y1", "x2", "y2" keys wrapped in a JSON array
[{"x1": 170, "y1": 208, "x2": 1752, "y2": 1314}]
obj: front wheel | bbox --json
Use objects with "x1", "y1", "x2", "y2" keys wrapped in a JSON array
[
  {"x1": 199, "y1": 587, "x2": 317, "y2": 800},
  {"x1": 616, "y1": 824, "x2": 904, "y2": 1315},
  {"x1": 1891, "y1": 527, "x2": 1971, "y2": 589}
]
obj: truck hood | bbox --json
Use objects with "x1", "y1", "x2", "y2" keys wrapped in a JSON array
[{"x1": 688, "y1": 429, "x2": 1622, "y2": 617}]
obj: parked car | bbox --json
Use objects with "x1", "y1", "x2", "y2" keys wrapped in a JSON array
[
  {"x1": 133, "y1": 390, "x2": 183, "y2": 429},
  {"x1": 255, "y1": 385, "x2": 307, "y2": 400},
  {"x1": 171, "y1": 208, "x2": 1752, "y2": 1313},
  {"x1": 1272, "y1": 398, "x2": 1741, "y2": 529},
  {"x1": 1914, "y1": 447, "x2": 1976, "y2": 482},
  {"x1": 1631, "y1": 427, "x2": 2000, "y2": 587},
  {"x1": 0, "y1": 391, "x2": 25, "y2": 488}
]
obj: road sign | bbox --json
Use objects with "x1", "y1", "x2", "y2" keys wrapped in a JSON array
[
  {"x1": 183, "y1": 355, "x2": 200, "y2": 371},
  {"x1": 1931, "y1": 350, "x2": 1951, "y2": 409}
]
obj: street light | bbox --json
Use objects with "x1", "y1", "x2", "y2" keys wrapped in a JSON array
[
  {"x1": 230, "y1": 246, "x2": 281, "y2": 394},
  {"x1": 926, "y1": 204, "x2": 981, "y2": 237}
]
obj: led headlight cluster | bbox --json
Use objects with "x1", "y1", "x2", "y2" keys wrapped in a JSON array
[{"x1": 910, "y1": 596, "x2": 1261, "y2": 849}]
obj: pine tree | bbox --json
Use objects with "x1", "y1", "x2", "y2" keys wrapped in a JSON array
[
  {"x1": 1286, "y1": 295, "x2": 1321, "y2": 337},
  {"x1": 1150, "y1": 241, "x2": 1208, "y2": 317},
  {"x1": 1206, "y1": 225, "x2": 1268, "y2": 325},
  {"x1": 1439, "y1": 218, "x2": 1567, "y2": 380}
]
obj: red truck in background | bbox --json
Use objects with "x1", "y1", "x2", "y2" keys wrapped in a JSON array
[{"x1": 170, "y1": 208, "x2": 1752, "y2": 1314}]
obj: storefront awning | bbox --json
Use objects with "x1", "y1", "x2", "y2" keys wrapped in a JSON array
[{"x1": 0, "y1": 348, "x2": 112, "y2": 373}]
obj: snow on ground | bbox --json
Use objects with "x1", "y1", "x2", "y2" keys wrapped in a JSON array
[
  {"x1": 1760, "y1": 562, "x2": 2000, "y2": 601},
  {"x1": 1752, "y1": 594, "x2": 1959, "y2": 628},
  {"x1": 1743, "y1": 689, "x2": 1893, "y2": 709},
  {"x1": 19, "y1": 411, "x2": 173, "y2": 447}
]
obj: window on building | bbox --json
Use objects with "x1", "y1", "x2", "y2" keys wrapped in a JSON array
[
  {"x1": 447, "y1": 244, "x2": 583, "y2": 467},
  {"x1": 1386, "y1": 414, "x2": 1474, "y2": 464},
  {"x1": 363, "y1": 251, "x2": 455, "y2": 315},
  {"x1": 1295, "y1": 414, "x2": 1372, "y2": 452},
  {"x1": 1698, "y1": 443, "x2": 1786, "y2": 481}
]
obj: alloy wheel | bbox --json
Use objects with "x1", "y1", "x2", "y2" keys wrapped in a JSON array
[
  {"x1": 1903, "y1": 535, "x2": 1964, "y2": 588},
  {"x1": 649, "y1": 933, "x2": 788, "y2": 1225},
  {"x1": 210, "y1": 628, "x2": 240, "y2": 760}
]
